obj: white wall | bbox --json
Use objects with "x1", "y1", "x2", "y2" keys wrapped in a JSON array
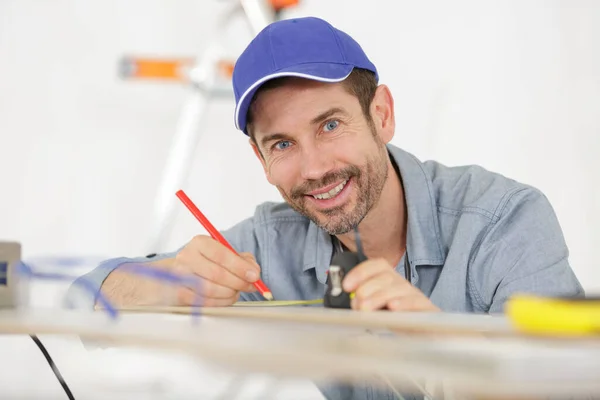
[{"x1": 1, "y1": 0, "x2": 598, "y2": 292}]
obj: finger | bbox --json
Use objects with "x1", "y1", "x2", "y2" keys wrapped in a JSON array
[
  {"x1": 353, "y1": 271, "x2": 403, "y2": 302},
  {"x1": 170, "y1": 262, "x2": 204, "y2": 289},
  {"x1": 239, "y1": 252, "x2": 260, "y2": 269},
  {"x1": 176, "y1": 286, "x2": 201, "y2": 306},
  {"x1": 202, "y1": 296, "x2": 241, "y2": 307},
  {"x1": 193, "y1": 257, "x2": 257, "y2": 292},
  {"x1": 176, "y1": 286, "x2": 240, "y2": 307},
  {"x1": 342, "y1": 258, "x2": 391, "y2": 292},
  {"x1": 176, "y1": 251, "x2": 256, "y2": 292},
  {"x1": 193, "y1": 236, "x2": 260, "y2": 282},
  {"x1": 201, "y1": 280, "x2": 243, "y2": 299},
  {"x1": 355, "y1": 284, "x2": 405, "y2": 311}
]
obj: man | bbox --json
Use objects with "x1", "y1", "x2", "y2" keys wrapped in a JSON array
[{"x1": 71, "y1": 16, "x2": 583, "y2": 399}]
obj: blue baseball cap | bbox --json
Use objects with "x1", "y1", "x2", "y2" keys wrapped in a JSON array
[{"x1": 232, "y1": 17, "x2": 379, "y2": 135}]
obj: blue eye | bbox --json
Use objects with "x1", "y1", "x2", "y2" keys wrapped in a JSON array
[
  {"x1": 324, "y1": 120, "x2": 339, "y2": 132},
  {"x1": 275, "y1": 141, "x2": 291, "y2": 150}
]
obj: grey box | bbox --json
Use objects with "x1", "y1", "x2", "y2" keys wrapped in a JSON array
[{"x1": 0, "y1": 241, "x2": 21, "y2": 308}]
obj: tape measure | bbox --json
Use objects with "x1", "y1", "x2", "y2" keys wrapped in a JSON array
[{"x1": 505, "y1": 294, "x2": 600, "y2": 337}]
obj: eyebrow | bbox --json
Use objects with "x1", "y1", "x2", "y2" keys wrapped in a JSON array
[
  {"x1": 310, "y1": 107, "x2": 347, "y2": 125},
  {"x1": 260, "y1": 132, "x2": 292, "y2": 149}
]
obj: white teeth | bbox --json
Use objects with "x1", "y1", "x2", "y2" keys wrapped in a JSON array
[{"x1": 312, "y1": 180, "x2": 348, "y2": 200}]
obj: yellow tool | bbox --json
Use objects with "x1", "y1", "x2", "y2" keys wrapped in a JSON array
[{"x1": 505, "y1": 294, "x2": 600, "y2": 337}]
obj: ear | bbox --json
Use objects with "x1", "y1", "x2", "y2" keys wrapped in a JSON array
[
  {"x1": 370, "y1": 84, "x2": 395, "y2": 144},
  {"x1": 249, "y1": 138, "x2": 274, "y2": 184}
]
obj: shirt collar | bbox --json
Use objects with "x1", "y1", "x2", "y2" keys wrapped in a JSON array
[
  {"x1": 387, "y1": 144, "x2": 445, "y2": 267},
  {"x1": 302, "y1": 144, "x2": 445, "y2": 283}
]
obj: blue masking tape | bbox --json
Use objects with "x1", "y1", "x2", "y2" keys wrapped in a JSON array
[
  {"x1": 118, "y1": 263, "x2": 204, "y2": 322},
  {"x1": 16, "y1": 260, "x2": 205, "y2": 323},
  {"x1": 16, "y1": 261, "x2": 118, "y2": 319}
]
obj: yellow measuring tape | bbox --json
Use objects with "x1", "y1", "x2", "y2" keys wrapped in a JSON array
[
  {"x1": 232, "y1": 299, "x2": 324, "y2": 307},
  {"x1": 505, "y1": 294, "x2": 600, "y2": 337}
]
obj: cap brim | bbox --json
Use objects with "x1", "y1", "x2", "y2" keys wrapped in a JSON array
[{"x1": 235, "y1": 63, "x2": 354, "y2": 134}]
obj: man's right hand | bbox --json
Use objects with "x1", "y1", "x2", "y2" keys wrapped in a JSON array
[
  {"x1": 172, "y1": 235, "x2": 261, "y2": 306},
  {"x1": 99, "y1": 235, "x2": 261, "y2": 307}
]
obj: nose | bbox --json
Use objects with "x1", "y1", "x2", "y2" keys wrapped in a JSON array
[{"x1": 300, "y1": 142, "x2": 335, "y2": 181}]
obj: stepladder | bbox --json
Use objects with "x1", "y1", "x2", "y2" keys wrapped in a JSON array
[{"x1": 118, "y1": 0, "x2": 300, "y2": 253}]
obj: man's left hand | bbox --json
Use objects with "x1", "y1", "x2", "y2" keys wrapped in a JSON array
[{"x1": 342, "y1": 258, "x2": 440, "y2": 312}]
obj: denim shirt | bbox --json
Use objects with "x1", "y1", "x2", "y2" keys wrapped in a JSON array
[{"x1": 70, "y1": 144, "x2": 584, "y2": 400}]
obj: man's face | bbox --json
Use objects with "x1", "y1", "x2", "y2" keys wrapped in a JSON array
[{"x1": 249, "y1": 79, "x2": 393, "y2": 235}]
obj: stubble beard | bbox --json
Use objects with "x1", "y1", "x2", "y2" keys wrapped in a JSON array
[{"x1": 279, "y1": 136, "x2": 389, "y2": 235}]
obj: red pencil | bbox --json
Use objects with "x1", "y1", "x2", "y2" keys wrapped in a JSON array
[{"x1": 175, "y1": 189, "x2": 274, "y2": 301}]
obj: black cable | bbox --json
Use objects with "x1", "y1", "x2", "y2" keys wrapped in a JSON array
[
  {"x1": 30, "y1": 334, "x2": 75, "y2": 400},
  {"x1": 354, "y1": 226, "x2": 366, "y2": 262}
]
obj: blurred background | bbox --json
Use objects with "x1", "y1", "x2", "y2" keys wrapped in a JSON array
[
  {"x1": 0, "y1": 1, "x2": 599, "y2": 399},
  {"x1": 0, "y1": 0, "x2": 598, "y2": 290}
]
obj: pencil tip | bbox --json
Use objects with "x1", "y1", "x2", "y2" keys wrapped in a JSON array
[{"x1": 263, "y1": 292, "x2": 274, "y2": 301}]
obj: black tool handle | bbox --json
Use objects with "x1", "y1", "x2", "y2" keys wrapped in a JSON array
[{"x1": 323, "y1": 252, "x2": 361, "y2": 309}]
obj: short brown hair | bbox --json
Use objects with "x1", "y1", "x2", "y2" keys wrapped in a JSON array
[{"x1": 246, "y1": 67, "x2": 378, "y2": 143}]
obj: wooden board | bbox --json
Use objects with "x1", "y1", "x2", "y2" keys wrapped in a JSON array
[
  {"x1": 0, "y1": 309, "x2": 599, "y2": 398},
  {"x1": 110, "y1": 304, "x2": 516, "y2": 337}
]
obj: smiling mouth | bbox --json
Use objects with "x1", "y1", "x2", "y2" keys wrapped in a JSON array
[{"x1": 310, "y1": 179, "x2": 349, "y2": 200}]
